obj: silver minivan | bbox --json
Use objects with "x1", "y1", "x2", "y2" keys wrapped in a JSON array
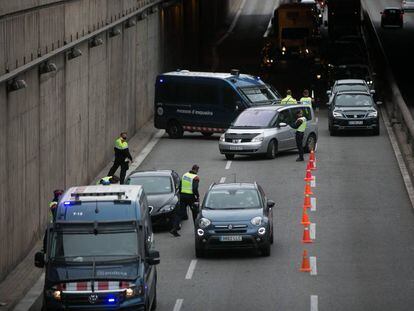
[{"x1": 218, "y1": 104, "x2": 318, "y2": 159}]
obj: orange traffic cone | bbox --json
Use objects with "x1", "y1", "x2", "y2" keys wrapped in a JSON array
[
  {"x1": 309, "y1": 150, "x2": 315, "y2": 162},
  {"x1": 303, "y1": 195, "x2": 312, "y2": 209},
  {"x1": 308, "y1": 159, "x2": 316, "y2": 170},
  {"x1": 304, "y1": 169, "x2": 313, "y2": 182},
  {"x1": 300, "y1": 250, "x2": 311, "y2": 272},
  {"x1": 301, "y1": 207, "x2": 311, "y2": 225},
  {"x1": 304, "y1": 182, "x2": 313, "y2": 195},
  {"x1": 302, "y1": 225, "x2": 313, "y2": 243}
]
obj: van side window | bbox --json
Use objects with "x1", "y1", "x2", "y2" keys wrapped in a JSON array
[
  {"x1": 157, "y1": 81, "x2": 177, "y2": 103},
  {"x1": 222, "y1": 85, "x2": 239, "y2": 110}
]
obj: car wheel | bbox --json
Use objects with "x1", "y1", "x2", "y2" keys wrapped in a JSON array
[
  {"x1": 329, "y1": 128, "x2": 337, "y2": 136},
  {"x1": 270, "y1": 228, "x2": 274, "y2": 245},
  {"x1": 167, "y1": 121, "x2": 183, "y2": 139},
  {"x1": 195, "y1": 243, "x2": 205, "y2": 258},
  {"x1": 151, "y1": 287, "x2": 157, "y2": 310},
  {"x1": 372, "y1": 127, "x2": 380, "y2": 136},
  {"x1": 260, "y1": 242, "x2": 271, "y2": 257},
  {"x1": 225, "y1": 154, "x2": 235, "y2": 160},
  {"x1": 201, "y1": 132, "x2": 213, "y2": 137},
  {"x1": 266, "y1": 140, "x2": 277, "y2": 159},
  {"x1": 304, "y1": 134, "x2": 317, "y2": 153}
]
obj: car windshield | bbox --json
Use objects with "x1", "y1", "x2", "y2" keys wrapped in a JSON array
[
  {"x1": 335, "y1": 94, "x2": 373, "y2": 107},
  {"x1": 335, "y1": 85, "x2": 368, "y2": 93},
  {"x1": 240, "y1": 87, "x2": 278, "y2": 104},
  {"x1": 232, "y1": 109, "x2": 277, "y2": 128},
  {"x1": 50, "y1": 231, "x2": 139, "y2": 262},
  {"x1": 128, "y1": 176, "x2": 172, "y2": 195},
  {"x1": 204, "y1": 188, "x2": 261, "y2": 209}
]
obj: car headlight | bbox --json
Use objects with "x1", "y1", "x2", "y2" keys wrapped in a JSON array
[
  {"x1": 367, "y1": 110, "x2": 378, "y2": 118},
  {"x1": 282, "y1": 46, "x2": 286, "y2": 52},
  {"x1": 332, "y1": 111, "x2": 343, "y2": 118},
  {"x1": 199, "y1": 218, "x2": 211, "y2": 229},
  {"x1": 252, "y1": 134, "x2": 264, "y2": 142},
  {"x1": 220, "y1": 134, "x2": 225, "y2": 142},
  {"x1": 125, "y1": 285, "x2": 144, "y2": 298},
  {"x1": 251, "y1": 216, "x2": 263, "y2": 226},
  {"x1": 160, "y1": 204, "x2": 175, "y2": 212}
]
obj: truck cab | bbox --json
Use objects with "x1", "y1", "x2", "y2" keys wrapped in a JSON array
[{"x1": 34, "y1": 185, "x2": 159, "y2": 310}]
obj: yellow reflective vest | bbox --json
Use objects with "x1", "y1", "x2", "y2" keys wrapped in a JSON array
[
  {"x1": 297, "y1": 117, "x2": 307, "y2": 133},
  {"x1": 280, "y1": 95, "x2": 297, "y2": 105},
  {"x1": 181, "y1": 172, "x2": 198, "y2": 195}
]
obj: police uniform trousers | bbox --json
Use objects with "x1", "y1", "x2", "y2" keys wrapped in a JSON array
[
  {"x1": 108, "y1": 158, "x2": 129, "y2": 184},
  {"x1": 296, "y1": 131, "x2": 305, "y2": 160}
]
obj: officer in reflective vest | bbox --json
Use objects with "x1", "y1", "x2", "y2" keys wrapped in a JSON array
[
  {"x1": 170, "y1": 165, "x2": 200, "y2": 237},
  {"x1": 44, "y1": 189, "x2": 64, "y2": 252},
  {"x1": 295, "y1": 110, "x2": 307, "y2": 162},
  {"x1": 97, "y1": 175, "x2": 120, "y2": 185},
  {"x1": 300, "y1": 89, "x2": 313, "y2": 107},
  {"x1": 280, "y1": 89, "x2": 297, "y2": 105},
  {"x1": 108, "y1": 132, "x2": 133, "y2": 184}
]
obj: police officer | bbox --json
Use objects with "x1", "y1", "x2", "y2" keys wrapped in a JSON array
[
  {"x1": 170, "y1": 165, "x2": 200, "y2": 237},
  {"x1": 108, "y1": 132, "x2": 133, "y2": 184},
  {"x1": 280, "y1": 89, "x2": 297, "y2": 105},
  {"x1": 300, "y1": 89, "x2": 313, "y2": 107},
  {"x1": 97, "y1": 175, "x2": 120, "y2": 185},
  {"x1": 295, "y1": 110, "x2": 307, "y2": 162}
]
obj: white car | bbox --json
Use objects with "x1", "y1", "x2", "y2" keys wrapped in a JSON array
[{"x1": 402, "y1": 0, "x2": 414, "y2": 10}]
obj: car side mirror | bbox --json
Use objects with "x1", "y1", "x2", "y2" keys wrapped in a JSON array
[
  {"x1": 278, "y1": 122, "x2": 288, "y2": 128},
  {"x1": 267, "y1": 200, "x2": 275, "y2": 208},
  {"x1": 376, "y1": 101, "x2": 383, "y2": 106},
  {"x1": 148, "y1": 206, "x2": 154, "y2": 215},
  {"x1": 146, "y1": 250, "x2": 160, "y2": 265},
  {"x1": 34, "y1": 251, "x2": 45, "y2": 268},
  {"x1": 380, "y1": 11, "x2": 383, "y2": 15},
  {"x1": 326, "y1": 90, "x2": 332, "y2": 96},
  {"x1": 370, "y1": 90, "x2": 376, "y2": 94}
]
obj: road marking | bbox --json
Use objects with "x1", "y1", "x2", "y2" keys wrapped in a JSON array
[
  {"x1": 128, "y1": 130, "x2": 165, "y2": 173},
  {"x1": 382, "y1": 109, "x2": 414, "y2": 210},
  {"x1": 310, "y1": 295, "x2": 318, "y2": 311},
  {"x1": 311, "y1": 176, "x2": 316, "y2": 187},
  {"x1": 225, "y1": 160, "x2": 232, "y2": 170},
  {"x1": 185, "y1": 260, "x2": 197, "y2": 280},
  {"x1": 13, "y1": 273, "x2": 45, "y2": 311},
  {"x1": 310, "y1": 223, "x2": 316, "y2": 240},
  {"x1": 219, "y1": 177, "x2": 226, "y2": 183},
  {"x1": 311, "y1": 197, "x2": 317, "y2": 211},
  {"x1": 310, "y1": 256, "x2": 317, "y2": 276},
  {"x1": 173, "y1": 299, "x2": 184, "y2": 311}
]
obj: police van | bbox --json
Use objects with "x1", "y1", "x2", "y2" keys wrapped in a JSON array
[
  {"x1": 154, "y1": 70, "x2": 281, "y2": 138},
  {"x1": 35, "y1": 185, "x2": 159, "y2": 310}
]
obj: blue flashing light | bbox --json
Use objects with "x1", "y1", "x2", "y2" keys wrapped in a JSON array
[
  {"x1": 64, "y1": 201, "x2": 72, "y2": 206},
  {"x1": 255, "y1": 76, "x2": 261, "y2": 81},
  {"x1": 159, "y1": 78, "x2": 164, "y2": 83},
  {"x1": 108, "y1": 298, "x2": 115, "y2": 303}
]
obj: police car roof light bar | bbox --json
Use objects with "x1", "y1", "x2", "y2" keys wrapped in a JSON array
[{"x1": 71, "y1": 191, "x2": 126, "y2": 200}]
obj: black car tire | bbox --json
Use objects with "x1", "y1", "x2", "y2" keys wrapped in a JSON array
[
  {"x1": 266, "y1": 140, "x2": 277, "y2": 159},
  {"x1": 225, "y1": 153, "x2": 235, "y2": 160},
  {"x1": 201, "y1": 132, "x2": 213, "y2": 137},
  {"x1": 329, "y1": 128, "x2": 337, "y2": 136},
  {"x1": 167, "y1": 121, "x2": 183, "y2": 139},
  {"x1": 270, "y1": 228, "x2": 274, "y2": 245},
  {"x1": 260, "y1": 242, "x2": 271, "y2": 257},
  {"x1": 372, "y1": 127, "x2": 380, "y2": 136},
  {"x1": 195, "y1": 243, "x2": 205, "y2": 258},
  {"x1": 304, "y1": 134, "x2": 317, "y2": 153}
]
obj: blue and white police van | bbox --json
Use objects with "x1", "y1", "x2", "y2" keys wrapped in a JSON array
[
  {"x1": 35, "y1": 185, "x2": 159, "y2": 310},
  {"x1": 154, "y1": 69, "x2": 281, "y2": 138}
]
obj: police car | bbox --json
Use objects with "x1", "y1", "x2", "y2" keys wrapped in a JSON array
[{"x1": 35, "y1": 185, "x2": 159, "y2": 310}]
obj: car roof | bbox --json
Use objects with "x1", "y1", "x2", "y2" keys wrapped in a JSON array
[
  {"x1": 159, "y1": 70, "x2": 266, "y2": 88},
  {"x1": 60, "y1": 185, "x2": 143, "y2": 203},
  {"x1": 384, "y1": 7, "x2": 402, "y2": 10},
  {"x1": 335, "y1": 79, "x2": 366, "y2": 85},
  {"x1": 245, "y1": 103, "x2": 311, "y2": 112},
  {"x1": 210, "y1": 183, "x2": 257, "y2": 190},
  {"x1": 129, "y1": 169, "x2": 174, "y2": 178},
  {"x1": 335, "y1": 91, "x2": 372, "y2": 96}
]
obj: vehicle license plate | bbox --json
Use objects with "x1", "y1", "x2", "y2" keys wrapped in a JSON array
[
  {"x1": 229, "y1": 146, "x2": 243, "y2": 151},
  {"x1": 220, "y1": 235, "x2": 242, "y2": 242},
  {"x1": 349, "y1": 121, "x2": 363, "y2": 125}
]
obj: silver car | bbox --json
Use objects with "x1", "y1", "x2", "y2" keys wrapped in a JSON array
[
  {"x1": 402, "y1": 0, "x2": 414, "y2": 11},
  {"x1": 219, "y1": 104, "x2": 318, "y2": 159}
]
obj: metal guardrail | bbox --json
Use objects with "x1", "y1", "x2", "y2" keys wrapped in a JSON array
[
  {"x1": 0, "y1": 0, "x2": 164, "y2": 85},
  {"x1": 361, "y1": 0, "x2": 414, "y2": 152}
]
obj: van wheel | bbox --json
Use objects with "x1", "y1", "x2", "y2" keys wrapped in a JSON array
[
  {"x1": 195, "y1": 244, "x2": 205, "y2": 258},
  {"x1": 151, "y1": 288, "x2": 157, "y2": 310},
  {"x1": 167, "y1": 121, "x2": 183, "y2": 139},
  {"x1": 201, "y1": 132, "x2": 213, "y2": 137},
  {"x1": 266, "y1": 140, "x2": 277, "y2": 159},
  {"x1": 304, "y1": 134, "x2": 316, "y2": 153},
  {"x1": 225, "y1": 154, "x2": 235, "y2": 160},
  {"x1": 260, "y1": 243, "x2": 271, "y2": 257}
]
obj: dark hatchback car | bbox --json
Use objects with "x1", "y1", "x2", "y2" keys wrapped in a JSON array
[
  {"x1": 127, "y1": 170, "x2": 180, "y2": 228},
  {"x1": 381, "y1": 8, "x2": 404, "y2": 28},
  {"x1": 328, "y1": 91, "x2": 382, "y2": 136},
  {"x1": 194, "y1": 183, "x2": 275, "y2": 257}
]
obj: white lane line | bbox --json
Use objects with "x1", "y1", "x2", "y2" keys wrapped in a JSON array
[
  {"x1": 13, "y1": 273, "x2": 45, "y2": 311},
  {"x1": 185, "y1": 260, "x2": 197, "y2": 280},
  {"x1": 173, "y1": 299, "x2": 184, "y2": 311},
  {"x1": 310, "y1": 257, "x2": 317, "y2": 276},
  {"x1": 311, "y1": 176, "x2": 316, "y2": 188},
  {"x1": 128, "y1": 130, "x2": 165, "y2": 173},
  {"x1": 311, "y1": 197, "x2": 317, "y2": 211},
  {"x1": 310, "y1": 223, "x2": 316, "y2": 240},
  {"x1": 225, "y1": 160, "x2": 232, "y2": 170},
  {"x1": 315, "y1": 117, "x2": 319, "y2": 123},
  {"x1": 219, "y1": 177, "x2": 226, "y2": 183},
  {"x1": 310, "y1": 295, "x2": 318, "y2": 311}
]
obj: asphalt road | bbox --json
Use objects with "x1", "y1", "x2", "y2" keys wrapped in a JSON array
[
  {"x1": 364, "y1": 0, "x2": 414, "y2": 107},
  {"x1": 32, "y1": 1, "x2": 414, "y2": 310}
]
